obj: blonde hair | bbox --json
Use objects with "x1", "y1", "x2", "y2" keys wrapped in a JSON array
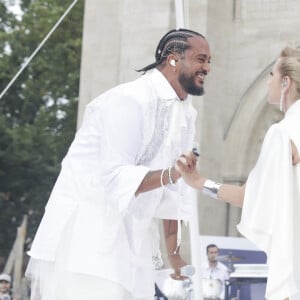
[{"x1": 279, "y1": 46, "x2": 300, "y2": 99}]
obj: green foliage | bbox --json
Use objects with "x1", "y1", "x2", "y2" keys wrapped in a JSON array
[{"x1": 0, "y1": 0, "x2": 83, "y2": 262}]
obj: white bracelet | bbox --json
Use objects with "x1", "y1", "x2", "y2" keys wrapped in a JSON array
[
  {"x1": 202, "y1": 179, "x2": 222, "y2": 199},
  {"x1": 160, "y1": 169, "x2": 167, "y2": 187},
  {"x1": 168, "y1": 167, "x2": 177, "y2": 185}
]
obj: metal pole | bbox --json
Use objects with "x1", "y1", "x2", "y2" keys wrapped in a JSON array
[
  {"x1": 175, "y1": 0, "x2": 186, "y2": 29},
  {"x1": 174, "y1": 1, "x2": 204, "y2": 298},
  {"x1": 189, "y1": 190, "x2": 203, "y2": 300}
]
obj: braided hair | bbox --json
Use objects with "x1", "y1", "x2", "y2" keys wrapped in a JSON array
[{"x1": 136, "y1": 28, "x2": 205, "y2": 74}]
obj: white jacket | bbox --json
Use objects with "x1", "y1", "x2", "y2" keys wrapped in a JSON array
[{"x1": 27, "y1": 69, "x2": 197, "y2": 298}]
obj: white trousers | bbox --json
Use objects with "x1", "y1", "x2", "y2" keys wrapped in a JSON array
[
  {"x1": 61, "y1": 272, "x2": 153, "y2": 300},
  {"x1": 28, "y1": 262, "x2": 154, "y2": 300}
]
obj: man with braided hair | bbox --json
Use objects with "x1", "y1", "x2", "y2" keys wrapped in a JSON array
[{"x1": 26, "y1": 28, "x2": 211, "y2": 300}]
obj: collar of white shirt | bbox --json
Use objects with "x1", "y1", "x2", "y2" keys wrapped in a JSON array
[{"x1": 149, "y1": 68, "x2": 180, "y2": 101}]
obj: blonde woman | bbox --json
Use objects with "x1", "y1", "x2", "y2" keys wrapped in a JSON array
[{"x1": 176, "y1": 47, "x2": 300, "y2": 300}]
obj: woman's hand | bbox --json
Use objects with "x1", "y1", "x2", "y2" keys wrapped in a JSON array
[
  {"x1": 175, "y1": 151, "x2": 206, "y2": 190},
  {"x1": 291, "y1": 140, "x2": 300, "y2": 165}
]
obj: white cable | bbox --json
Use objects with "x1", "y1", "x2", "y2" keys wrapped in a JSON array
[{"x1": 0, "y1": 0, "x2": 79, "y2": 100}]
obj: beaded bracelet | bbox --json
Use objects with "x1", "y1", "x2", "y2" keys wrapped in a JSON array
[
  {"x1": 160, "y1": 169, "x2": 168, "y2": 187},
  {"x1": 168, "y1": 167, "x2": 177, "y2": 185}
]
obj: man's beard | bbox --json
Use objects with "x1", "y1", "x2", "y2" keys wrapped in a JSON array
[{"x1": 179, "y1": 71, "x2": 205, "y2": 96}]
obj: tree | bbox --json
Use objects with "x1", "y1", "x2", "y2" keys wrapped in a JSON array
[{"x1": 0, "y1": 0, "x2": 83, "y2": 264}]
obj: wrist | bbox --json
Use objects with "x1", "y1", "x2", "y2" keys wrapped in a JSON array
[
  {"x1": 197, "y1": 176, "x2": 207, "y2": 190},
  {"x1": 160, "y1": 169, "x2": 168, "y2": 186},
  {"x1": 171, "y1": 166, "x2": 181, "y2": 182},
  {"x1": 202, "y1": 179, "x2": 222, "y2": 199}
]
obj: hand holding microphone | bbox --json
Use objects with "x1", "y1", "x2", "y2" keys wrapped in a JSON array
[
  {"x1": 175, "y1": 148, "x2": 199, "y2": 175},
  {"x1": 192, "y1": 147, "x2": 200, "y2": 157}
]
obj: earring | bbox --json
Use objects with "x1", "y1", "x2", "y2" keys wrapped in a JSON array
[{"x1": 281, "y1": 81, "x2": 287, "y2": 88}]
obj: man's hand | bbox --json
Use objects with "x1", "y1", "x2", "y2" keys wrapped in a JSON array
[
  {"x1": 176, "y1": 151, "x2": 198, "y2": 174},
  {"x1": 168, "y1": 254, "x2": 189, "y2": 280},
  {"x1": 175, "y1": 151, "x2": 205, "y2": 190}
]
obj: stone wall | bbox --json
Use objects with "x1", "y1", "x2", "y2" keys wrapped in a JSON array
[{"x1": 78, "y1": 0, "x2": 300, "y2": 239}]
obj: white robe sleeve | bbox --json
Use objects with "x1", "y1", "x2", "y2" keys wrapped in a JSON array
[
  {"x1": 237, "y1": 124, "x2": 300, "y2": 300},
  {"x1": 99, "y1": 94, "x2": 150, "y2": 212}
]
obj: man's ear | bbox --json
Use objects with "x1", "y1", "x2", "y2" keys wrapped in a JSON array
[{"x1": 167, "y1": 55, "x2": 178, "y2": 67}]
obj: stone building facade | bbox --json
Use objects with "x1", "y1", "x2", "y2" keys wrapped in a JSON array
[{"x1": 78, "y1": 0, "x2": 300, "y2": 239}]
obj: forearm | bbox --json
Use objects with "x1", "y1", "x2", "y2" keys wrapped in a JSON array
[
  {"x1": 163, "y1": 219, "x2": 187, "y2": 274},
  {"x1": 135, "y1": 167, "x2": 180, "y2": 196},
  {"x1": 218, "y1": 183, "x2": 245, "y2": 208},
  {"x1": 163, "y1": 219, "x2": 179, "y2": 254}
]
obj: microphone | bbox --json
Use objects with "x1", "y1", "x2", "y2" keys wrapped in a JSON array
[
  {"x1": 192, "y1": 148, "x2": 200, "y2": 157},
  {"x1": 180, "y1": 264, "x2": 196, "y2": 277}
]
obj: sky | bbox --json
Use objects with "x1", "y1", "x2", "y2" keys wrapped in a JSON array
[{"x1": 4, "y1": 0, "x2": 23, "y2": 19}]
